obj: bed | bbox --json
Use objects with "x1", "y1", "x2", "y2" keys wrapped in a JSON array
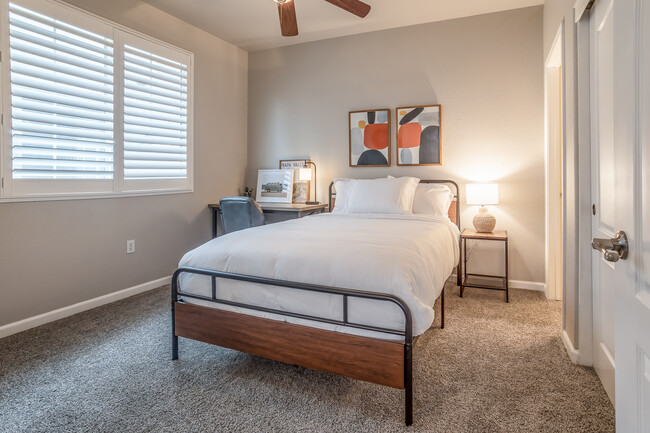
[{"x1": 171, "y1": 178, "x2": 460, "y2": 426}]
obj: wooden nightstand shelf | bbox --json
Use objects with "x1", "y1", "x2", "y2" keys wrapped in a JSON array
[{"x1": 459, "y1": 229, "x2": 509, "y2": 302}]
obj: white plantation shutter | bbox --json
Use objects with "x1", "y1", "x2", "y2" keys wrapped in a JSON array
[
  {"x1": 1, "y1": 0, "x2": 193, "y2": 199},
  {"x1": 123, "y1": 44, "x2": 188, "y2": 180},
  {"x1": 8, "y1": 2, "x2": 114, "y2": 180}
]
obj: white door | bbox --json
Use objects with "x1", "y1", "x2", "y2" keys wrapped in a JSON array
[
  {"x1": 590, "y1": 0, "x2": 617, "y2": 403},
  {"x1": 612, "y1": 0, "x2": 650, "y2": 430},
  {"x1": 591, "y1": 0, "x2": 650, "y2": 427}
]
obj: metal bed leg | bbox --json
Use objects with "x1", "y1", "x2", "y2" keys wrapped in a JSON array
[
  {"x1": 405, "y1": 342, "x2": 413, "y2": 426},
  {"x1": 172, "y1": 334, "x2": 178, "y2": 360},
  {"x1": 441, "y1": 289, "x2": 445, "y2": 329},
  {"x1": 172, "y1": 277, "x2": 179, "y2": 361}
]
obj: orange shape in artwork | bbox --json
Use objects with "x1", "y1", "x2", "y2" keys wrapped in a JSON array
[
  {"x1": 364, "y1": 123, "x2": 389, "y2": 150},
  {"x1": 398, "y1": 123, "x2": 422, "y2": 148},
  {"x1": 358, "y1": 120, "x2": 366, "y2": 129}
]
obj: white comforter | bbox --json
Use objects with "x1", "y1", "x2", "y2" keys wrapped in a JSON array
[{"x1": 178, "y1": 213, "x2": 459, "y2": 340}]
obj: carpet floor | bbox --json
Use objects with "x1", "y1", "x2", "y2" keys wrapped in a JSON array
[{"x1": 0, "y1": 282, "x2": 614, "y2": 433}]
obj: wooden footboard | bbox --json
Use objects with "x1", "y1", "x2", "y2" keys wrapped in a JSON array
[
  {"x1": 171, "y1": 266, "x2": 419, "y2": 425},
  {"x1": 174, "y1": 302, "x2": 406, "y2": 388}
]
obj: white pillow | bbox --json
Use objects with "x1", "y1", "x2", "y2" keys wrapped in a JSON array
[
  {"x1": 332, "y1": 178, "x2": 352, "y2": 213},
  {"x1": 412, "y1": 184, "x2": 454, "y2": 217},
  {"x1": 332, "y1": 177, "x2": 419, "y2": 214}
]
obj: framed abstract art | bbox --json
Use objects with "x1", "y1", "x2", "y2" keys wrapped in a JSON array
[
  {"x1": 349, "y1": 109, "x2": 391, "y2": 167},
  {"x1": 396, "y1": 105, "x2": 441, "y2": 166}
]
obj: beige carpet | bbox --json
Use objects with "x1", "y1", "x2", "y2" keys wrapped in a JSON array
[{"x1": 0, "y1": 282, "x2": 614, "y2": 432}]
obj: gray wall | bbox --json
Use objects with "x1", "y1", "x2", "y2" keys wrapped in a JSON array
[
  {"x1": 0, "y1": 0, "x2": 248, "y2": 326},
  {"x1": 248, "y1": 6, "x2": 545, "y2": 284}
]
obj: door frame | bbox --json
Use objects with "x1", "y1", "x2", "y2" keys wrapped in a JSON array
[
  {"x1": 545, "y1": 23, "x2": 565, "y2": 303},
  {"x1": 573, "y1": 5, "x2": 595, "y2": 367},
  {"x1": 561, "y1": 2, "x2": 596, "y2": 367}
]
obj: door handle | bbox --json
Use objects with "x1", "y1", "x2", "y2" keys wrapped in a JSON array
[{"x1": 592, "y1": 230, "x2": 629, "y2": 262}]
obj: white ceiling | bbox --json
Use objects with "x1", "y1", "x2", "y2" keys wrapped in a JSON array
[{"x1": 143, "y1": 0, "x2": 543, "y2": 52}]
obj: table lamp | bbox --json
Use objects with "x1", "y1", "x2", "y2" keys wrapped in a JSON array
[
  {"x1": 466, "y1": 183, "x2": 499, "y2": 232},
  {"x1": 299, "y1": 161, "x2": 319, "y2": 205}
]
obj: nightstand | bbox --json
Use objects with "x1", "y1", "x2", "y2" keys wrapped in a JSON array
[{"x1": 459, "y1": 229, "x2": 509, "y2": 302}]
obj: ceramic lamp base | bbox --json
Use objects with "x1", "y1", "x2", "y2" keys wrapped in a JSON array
[{"x1": 473, "y1": 207, "x2": 496, "y2": 232}]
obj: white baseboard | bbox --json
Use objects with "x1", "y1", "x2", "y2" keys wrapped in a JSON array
[
  {"x1": 509, "y1": 279, "x2": 546, "y2": 292},
  {"x1": 562, "y1": 329, "x2": 580, "y2": 363},
  {"x1": 0, "y1": 276, "x2": 171, "y2": 340},
  {"x1": 449, "y1": 274, "x2": 546, "y2": 292}
]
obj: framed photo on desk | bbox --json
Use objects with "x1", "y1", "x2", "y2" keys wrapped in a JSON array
[{"x1": 256, "y1": 169, "x2": 294, "y2": 204}]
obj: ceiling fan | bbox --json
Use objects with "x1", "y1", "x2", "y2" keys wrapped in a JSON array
[{"x1": 274, "y1": 0, "x2": 371, "y2": 37}]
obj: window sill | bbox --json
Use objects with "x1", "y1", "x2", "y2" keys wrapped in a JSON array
[{"x1": 0, "y1": 187, "x2": 193, "y2": 204}]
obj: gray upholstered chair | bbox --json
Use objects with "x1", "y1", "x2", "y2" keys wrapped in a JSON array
[{"x1": 219, "y1": 197, "x2": 265, "y2": 235}]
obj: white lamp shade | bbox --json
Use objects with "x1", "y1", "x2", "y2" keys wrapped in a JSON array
[
  {"x1": 299, "y1": 168, "x2": 312, "y2": 181},
  {"x1": 466, "y1": 183, "x2": 499, "y2": 205}
]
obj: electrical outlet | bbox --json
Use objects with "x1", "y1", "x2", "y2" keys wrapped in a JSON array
[{"x1": 126, "y1": 240, "x2": 135, "y2": 254}]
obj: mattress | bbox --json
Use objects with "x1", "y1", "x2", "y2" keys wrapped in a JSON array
[{"x1": 178, "y1": 213, "x2": 459, "y2": 340}]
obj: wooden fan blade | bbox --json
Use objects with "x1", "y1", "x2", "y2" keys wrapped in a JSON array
[
  {"x1": 278, "y1": 1, "x2": 298, "y2": 37},
  {"x1": 324, "y1": 0, "x2": 371, "y2": 18}
]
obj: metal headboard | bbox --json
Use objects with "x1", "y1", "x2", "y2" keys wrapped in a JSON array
[{"x1": 328, "y1": 179, "x2": 461, "y2": 228}]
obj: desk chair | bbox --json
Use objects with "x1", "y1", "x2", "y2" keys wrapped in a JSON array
[{"x1": 219, "y1": 197, "x2": 265, "y2": 234}]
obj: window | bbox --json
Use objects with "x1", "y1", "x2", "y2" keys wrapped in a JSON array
[
  {"x1": 0, "y1": 0, "x2": 193, "y2": 199},
  {"x1": 121, "y1": 34, "x2": 190, "y2": 192},
  {"x1": 8, "y1": 3, "x2": 115, "y2": 183}
]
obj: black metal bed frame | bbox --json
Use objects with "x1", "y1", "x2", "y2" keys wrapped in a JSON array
[{"x1": 172, "y1": 179, "x2": 460, "y2": 427}]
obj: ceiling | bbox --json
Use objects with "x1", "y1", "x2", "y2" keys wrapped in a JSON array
[{"x1": 143, "y1": 0, "x2": 543, "y2": 52}]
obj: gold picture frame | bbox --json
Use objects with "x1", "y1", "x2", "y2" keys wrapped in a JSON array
[
  {"x1": 349, "y1": 109, "x2": 391, "y2": 167},
  {"x1": 396, "y1": 104, "x2": 442, "y2": 166}
]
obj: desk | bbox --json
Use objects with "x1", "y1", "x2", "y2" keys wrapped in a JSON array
[{"x1": 208, "y1": 202, "x2": 328, "y2": 237}]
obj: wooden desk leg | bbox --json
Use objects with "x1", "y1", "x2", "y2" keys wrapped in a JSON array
[
  {"x1": 212, "y1": 209, "x2": 217, "y2": 238},
  {"x1": 212, "y1": 208, "x2": 220, "y2": 238},
  {"x1": 505, "y1": 238, "x2": 509, "y2": 303}
]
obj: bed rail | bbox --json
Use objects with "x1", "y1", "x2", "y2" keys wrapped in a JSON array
[{"x1": 171, "y1": 266, "x2": 418, "y2": 425}]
